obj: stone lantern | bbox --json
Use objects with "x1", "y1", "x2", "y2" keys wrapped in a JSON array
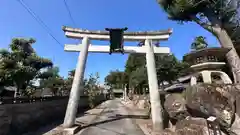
[{"x1": 183, "y1": 47, "x2": 232, "y2": 85}]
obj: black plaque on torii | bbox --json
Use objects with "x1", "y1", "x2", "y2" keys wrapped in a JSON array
[{"x1": 105, "y1": 27, "x2": 128, "y2": 55}]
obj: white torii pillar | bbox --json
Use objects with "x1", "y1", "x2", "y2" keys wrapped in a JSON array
[{"x1": 62, "y1": 26, "x2": 172, "y2": 131}]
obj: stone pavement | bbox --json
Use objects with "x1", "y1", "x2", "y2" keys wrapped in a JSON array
[
  {"x1": 39, "y1": 100, "x2": 110, "y2": 135},
  {"x1": 76, "y1": 99, "x2": 146, "y2": 135},
  {"x1": 120, "y1": 99, "x2": 155, "y2": 135}
]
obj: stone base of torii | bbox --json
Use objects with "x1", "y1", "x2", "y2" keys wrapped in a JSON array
[{"x1": 62, "y1": 26, "x2": 172, "y2": 132}]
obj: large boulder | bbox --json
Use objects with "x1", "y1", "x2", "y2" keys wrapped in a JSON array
[
  {"x1": 161, "y1": 117, "x2": 225, "y2": 135},
  {"x1": 214, "y1": 84, "x2": 240, "y2": 117},
  {"x1": 164, "y1": 93, "x2": 190, "y2": 121},
  {"x1": 199, "y1": 83, "x2": 240, "y2": 118},
  {"x1": 231, "y1": 113, "x2": 240, "y2": 135},
  {"x1": 185, "y1": 84, "x2": 235, "y2": 130},
  {"x1": 175, "y1": 117, "x2": 223, "y2": 135}
]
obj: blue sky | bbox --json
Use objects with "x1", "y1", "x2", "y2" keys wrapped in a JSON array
[{"x1": 0, "y1": 0, "x2": 220, "y2": 83}]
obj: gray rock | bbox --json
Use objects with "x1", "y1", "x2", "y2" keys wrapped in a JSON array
[
  {"x1": 161, "y1": 117, "x2": 227, "y2": 135},
  {"x1": 185, "y1": 84, "x2": 235, "y2": 129},
  {"x1": 175, "y1": 117, "x2": 222, "y2": 135},
  {"x1": 160, "y1": 128, "x2": 176, "y2": 135},
  {"x1": 231, "y1": 114, "x2": 240, "y2": 135},
  {"x1": 216, "y1": 84, "x2": 240, "y2": 117},
  {"x1": 164, "y1": 93, "x2": 190, "y2": 121}
]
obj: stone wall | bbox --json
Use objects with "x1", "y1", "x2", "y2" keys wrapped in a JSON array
[{"x1": 0, "y1": 95, "x2": 106, "y2": 135}]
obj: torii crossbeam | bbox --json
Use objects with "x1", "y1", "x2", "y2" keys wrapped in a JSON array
[{"x1": 62, "y1": 26, "x2": 172, "y2": 131}]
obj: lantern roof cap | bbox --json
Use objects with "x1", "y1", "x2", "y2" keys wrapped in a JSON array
[{"x1": 183, "y1": 47, "x2": 231, "y2": 62}]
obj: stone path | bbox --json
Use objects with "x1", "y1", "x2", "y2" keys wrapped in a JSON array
[{"x1": 76, "y1": 99, "x2": 145, "y2": 135}]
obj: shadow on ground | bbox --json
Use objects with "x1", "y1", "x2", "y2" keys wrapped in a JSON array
[{"x1": 75, "y1": 114, "x2": 150, "y2": 131}]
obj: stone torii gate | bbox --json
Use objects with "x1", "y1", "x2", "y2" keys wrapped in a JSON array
[{"x1": 62, "y1": 26, "x2": 172, "y2": 131}]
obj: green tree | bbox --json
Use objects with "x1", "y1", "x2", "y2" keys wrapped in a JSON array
[
  {"x1": 191, "y1": 36, "x2": 208, "y2": 50},
  {"x1": 63, "y1": 69, "x2": 76, "y2": 91},
  {"x1": 104, "y1": 71, "x2": 116, "y2": 87},
  {"x1": 156, "y1": 54, "x2": 189, "y2": 85},
  {"x1": 44, "y1": 77, "x2": 65, "y2": 96},
  {"x1": 39, "y1": 67, "x2": 67, "y2": 96},
  {"x1": 0, "y1": 38, "x2": 53, "y2": 97},
  {"x1": 125, "y1": 54, "x2": 146, "y2": 74},
  {"x1": 124, "y1": 53, "x2": 188, "y2": 93},
  {"x1": 105, "y1": 70, "x2": 127, "y2": 89},
  {"x1": 129, "y1": 66, "x2": 148, "y2": 94},
  {"x1": 125, "y1": 54, "x2": 146, "y2": 93},
  {"x1": 157, "y1": 0, "x2": 240, "y2": 83},
  {"x1": 85, "y1": 72, "x2": 101, "y2": 108}
]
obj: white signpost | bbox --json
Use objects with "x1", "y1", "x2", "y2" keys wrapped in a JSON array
[{"x1": 62, "y1": 26, "x2": 172, "y2": 131}]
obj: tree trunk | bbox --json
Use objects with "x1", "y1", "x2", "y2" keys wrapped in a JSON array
[
  {"x1": 216, "y1": 28, "x2": 240, "y2": 83},
  {"x1": 200, "y1": 12, "x2": 240, "y2": 83}
]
